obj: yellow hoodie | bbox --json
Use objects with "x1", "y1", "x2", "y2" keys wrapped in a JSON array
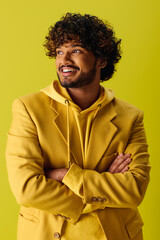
[
  {"x1": 41, "y1": 80, "x2": 116, "y2": 215},
  {"x1": 41, "y1": 80, "x2": 115, "y2": 169},
  {"x1": 41, "y1": 80, "x2": 116, "y2": 239}
]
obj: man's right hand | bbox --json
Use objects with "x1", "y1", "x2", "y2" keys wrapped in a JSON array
[{"x1": 107, "y1": 153, "x2": 131, "y2": 174}]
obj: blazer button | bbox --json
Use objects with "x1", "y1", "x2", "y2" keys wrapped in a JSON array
[
  {"x1": 57, "y1": 214, "x2": 61, "y2": 217},
  {"x1": 102, "y1": 198, "x2": 107, "y2": 202},
  {"x1": 91, "y1": 197, "x2": 97, "y2": 202},
  {"x1": 97, "y1": 197, "x2": 102, "y2": 202},
  {"x1": 54, "y1": 232, "x2": 61, "y2": 239}
]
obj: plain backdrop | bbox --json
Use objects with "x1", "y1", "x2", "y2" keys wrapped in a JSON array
[{"x1": 0, "y1": 0, "x2": 159, "y2": 239}]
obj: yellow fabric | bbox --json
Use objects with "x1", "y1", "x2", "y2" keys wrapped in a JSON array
[
  {"x1": 65, "y1": 99, "x2": 71, "y2": 168},
  {"x1": 62, "y1": 88, "x2": 106, "y2": 239},
  {"x1": 6, "y1": 80, "x2": 150, "y2": 240},
  {"x1": 61, "y1": 212, "x2": 106, "y2": 240},
  {"x1": 71, "y1": 93, "x2": 102, "y2": 163}
]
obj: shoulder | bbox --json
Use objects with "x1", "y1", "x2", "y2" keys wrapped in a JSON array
[
  {"x1": 112, "y1": 97, "x2": 144, "y2": 122},
  {"x1": 104, "y1": 87, "x2": 143, "y2": 119},
  {"x1": 113, "y1": 97, "x2": 142, "y2": 113},
  {"x1": 12, "y1": 91, "x2": 50, "y2": 111},
  {"x1": 11, "y1": 90, "x2": 54, "y2": 125}
]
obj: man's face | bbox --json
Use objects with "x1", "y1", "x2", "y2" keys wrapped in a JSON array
[{"x1": 55, "y1": 41, "x2": 100, "y2": 88}]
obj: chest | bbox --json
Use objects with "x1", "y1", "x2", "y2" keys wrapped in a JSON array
[{"x1": 33, "y1": 104, "x2": 132, "y2": 171}]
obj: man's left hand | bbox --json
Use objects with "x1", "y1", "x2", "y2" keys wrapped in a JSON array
[{"x1": 45, "y1": 168, "x2": 68, "y2": 182}]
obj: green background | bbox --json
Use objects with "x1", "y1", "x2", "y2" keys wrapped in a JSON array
[{"x1": 1, "y1": 0, "x2": 159, "y2": 239}]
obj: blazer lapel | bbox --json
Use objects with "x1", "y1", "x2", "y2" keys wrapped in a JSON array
[
  {"x1": 50, "y1": 99, "x2": 83, "y2": 167},
  {"x1": 84, "y1": 102, "x2": 118, "y2": 169},
  {"x1": 50, "y1": 99, "x2": 67, "y2": 144}
]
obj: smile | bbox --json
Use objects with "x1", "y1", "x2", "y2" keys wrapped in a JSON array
[
  {"x1": 59, "y1": 66, "x2": 79, "y2": 77},
  {"x1": 62, "y1": 68, "x2": 77, "y2": 73}
]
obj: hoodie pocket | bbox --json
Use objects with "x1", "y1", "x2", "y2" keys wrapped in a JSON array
[{"x1": 125, "y1": 213, "x2": 144, "y2": 239}]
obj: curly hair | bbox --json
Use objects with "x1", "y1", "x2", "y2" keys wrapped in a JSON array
[{"x1": 43, "y1": 13, "x2": 122, "y2": 81}]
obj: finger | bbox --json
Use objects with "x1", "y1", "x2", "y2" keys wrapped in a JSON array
[
  {"x1": 120, "y1": 166, "x2": 129, "y2": 174},
  {"x1": 114, "y1": 158, "x2": 131, "y2": 173},
  {"x1": 109, "y1": 153, "x2": 131, "y2": 173},
  {"x1": 120, "y1": 153, "x2": 131, "y2": 160},
  {"x1": 108, "y1": 153, "x2": 124, "y2": 173}
]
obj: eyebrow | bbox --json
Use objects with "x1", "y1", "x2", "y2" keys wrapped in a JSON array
[
  {"x1": 56, "y1": 44, "x2": 85, "y2": 49},
  {"x1": 71, "y1": 44, "x2": 85, "y2": 48}
]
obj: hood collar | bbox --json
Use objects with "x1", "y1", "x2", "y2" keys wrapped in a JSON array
[{"x1": 41, "y1": 80, "x2": 115, "y2": 112}]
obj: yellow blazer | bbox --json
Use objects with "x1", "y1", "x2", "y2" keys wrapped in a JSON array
[{"x1": 6, "y1": 82, "x2": 150, "y2": 240}]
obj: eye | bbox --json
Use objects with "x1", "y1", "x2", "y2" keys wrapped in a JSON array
[
  {"x1": 56, "y1": 50, "x2": 63, "y2": 55},
  {"x1": 72, "y1": 49, "x2": 82, "y2": 54}
]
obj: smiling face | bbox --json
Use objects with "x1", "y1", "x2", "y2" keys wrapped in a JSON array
[{"x1": 55, "y1": 42, "x2": 102, "y2": 88}]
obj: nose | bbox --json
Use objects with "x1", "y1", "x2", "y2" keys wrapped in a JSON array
[{"x1": 61, "y1": 51, "x2": 74, "y2": 65}]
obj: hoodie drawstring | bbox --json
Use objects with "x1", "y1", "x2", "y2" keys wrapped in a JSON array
[
  {"x1": 65, "y1": 100, "x2": 71, "y2": 168},
  {"x1": 65, "y1": 101, "x2": 102, "y2": 168},
  {"x1": 93, "y1": 104, "x2": 102, "y2": 118}
]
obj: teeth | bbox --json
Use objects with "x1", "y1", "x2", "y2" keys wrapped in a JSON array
[{"x1": 62, "y1": 69, "x2": 76, "y2": 72}]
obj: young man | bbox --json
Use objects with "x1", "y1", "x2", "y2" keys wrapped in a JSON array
[{"x1": 6, "y1": 13, "x2": 150, "y2": 240}]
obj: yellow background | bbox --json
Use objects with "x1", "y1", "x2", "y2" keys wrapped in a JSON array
[{"x1": 0, "y1": 0, "x2": 159, "y2": 239}]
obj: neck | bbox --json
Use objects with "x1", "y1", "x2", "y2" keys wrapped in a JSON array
[{"x1": 67, "y1": 81, "x2": 101, "y2": 110}]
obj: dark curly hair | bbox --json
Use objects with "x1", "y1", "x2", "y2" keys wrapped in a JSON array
[{"x1": 43, "y1": 13, "x2": 122, "y2": 81}]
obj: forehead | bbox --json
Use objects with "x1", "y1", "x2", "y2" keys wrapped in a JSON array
[{"x1": 57, "y1": 41, "x2": 85, "y2": 49}]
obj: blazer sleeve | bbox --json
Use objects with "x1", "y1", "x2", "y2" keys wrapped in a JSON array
[
  {"x1": 6, "y1": 98, "x2": 84, "y2": 224},
  {"x1": 62, "y1": 110, "x2": 151, "y2": 208}
]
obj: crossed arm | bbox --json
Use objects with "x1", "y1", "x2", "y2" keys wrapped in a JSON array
[
  {"x1": 45, "y1": 111, "x2": 150, "y2": 209},
  {"x1": 6, "y1": 98, "x2": 150, "y2": 223},
  {"x1": 45, "y1": 153, "x2": 132, "y2": 182}
]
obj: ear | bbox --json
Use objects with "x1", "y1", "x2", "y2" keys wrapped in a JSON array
[{"x1": 97, "y1": 58, "x2": 107, "y2": 69}]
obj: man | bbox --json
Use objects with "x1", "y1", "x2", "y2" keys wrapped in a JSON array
[{"x1": 6, "y1": 13, "x2": 150, "y2": 240}]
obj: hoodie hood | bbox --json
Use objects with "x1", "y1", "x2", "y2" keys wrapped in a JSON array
[{"x1": 41, "y1": 80, "x2": 115, "y2": 112}]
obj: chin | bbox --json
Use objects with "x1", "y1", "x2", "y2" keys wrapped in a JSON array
[
  {"x1": 58, "y1": 78, "x2": 74, "y2": 88},
  {"x1": 57, "y1": 74, "x2": 77, "y2": 88}
]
